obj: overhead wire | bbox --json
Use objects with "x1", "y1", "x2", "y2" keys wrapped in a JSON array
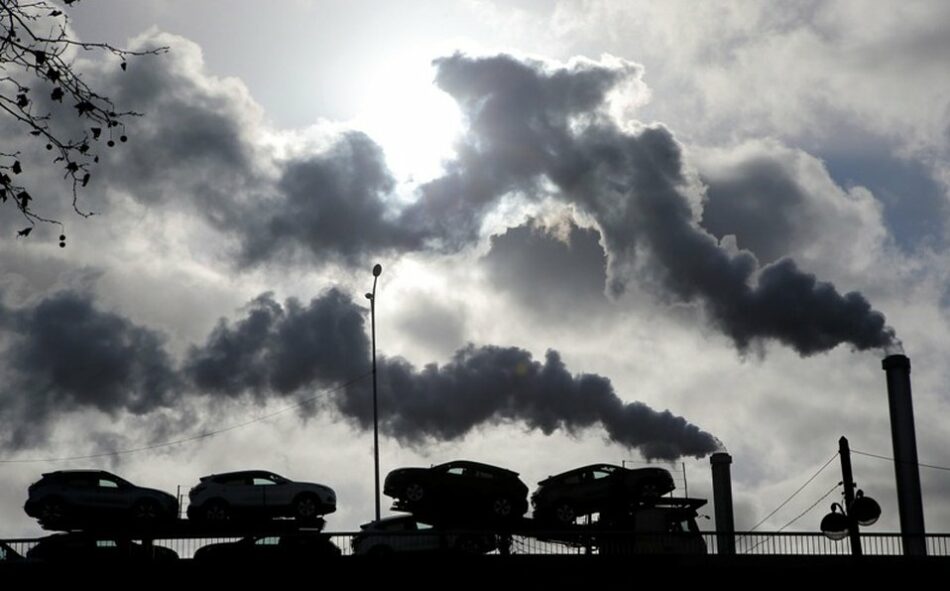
[
  {"x1": 742, "y1": 452, "x2": 839, "y2": 534},
  {"x1": 743, "y1": 481, "x2": 841, "y2": 554},
  {"x1": 852, "y1": 449, "x2": 950, "y2": 473}
]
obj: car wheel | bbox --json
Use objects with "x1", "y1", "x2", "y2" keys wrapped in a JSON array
[
  {"x1": 554, "y1": 502, "x2": 576, "y2": 525},
  {"x1": 404, "y1": 482, "x2": 425, "y2": 504},
  {"x1": 202, "y1": 500, "x2": 231, "y2": 522},
  {"x1": 492, "y1": 496, "x2": 514, "y2": 519},
  {"x1": 132, "y1": 499, "x2": 164, "y2": 522},
  {"x1": 37, "y1": 498, "x2": 66, "y2": 524},
  {"x1": 293, "y1": 494, "x2": 321, "y2": 522}
]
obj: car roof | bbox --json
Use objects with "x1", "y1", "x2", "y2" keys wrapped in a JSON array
[
  {"x1": 41, "y1": 470, "x2": 117, "y2": 478},
  {"x1": 200, "y1": 470, "x2": 282, "y2": 481},
  {"x1": 433, "y1": 460, "x2": 520, "y2": 476},
  {"x1": 538, "y1": 463, "x2": 671, "y2": 485}
]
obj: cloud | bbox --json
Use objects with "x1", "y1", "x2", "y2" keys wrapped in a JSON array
[
  {"x1": 0, "y1": 289, "x2": 180, "y2": 449},
  {"x1": 186, "y1": 288, "x2": 716, "y2": 459},
  {"x1": 30, "y1": 34, "x2": 898, "y2": 359},
  {"x1": 237, "y1": 132, "x2": 423, "y2": 266},
  {"x1": 1, "y1": 284, "x2": 717, "y2": 460},
  {"x1": 413, "y1": 53, "x2": 897, "y2": 355},
  {"x1": 342, "y1": 346, "x2": 717, "y2": 460},
  {"x1": 184, "y1": 288, "x2": 369, "y2": 398},
  {"x1": 87, "y1": 32, "x2": 423, "y2": 267},
  {"x1": 482, "y1": 217, "x2": 608, "y2": 312},
  {"x1": 694, "y1": 140, "x2": 890, "y2": 278},
  {"x1": 101, "y1": 42, "x2": 898, "y2": 356}
]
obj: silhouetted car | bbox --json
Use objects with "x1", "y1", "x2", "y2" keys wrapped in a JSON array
[
  {"x1": 24, "y1": 470, "x2": 178, "y2": 529},
  {"x1": 26, "y1": 533, "x2": 179, "y2": 562},
  {"x1": 384, "y1": 460, "x2": 529, "y2": 521},
  {"x1": 597, "y1": 498, "x2": 708, "y2": 555},
  {"x1": 187, "y1": 470, "x2": 336, "y2": 524},
  {"x1": 193, "y1": 533, "x2": 341, "y2": 562},
  {"x1": 532, "y1": 464, "x2": 675, "y2": 524},
  {"x1": 352, "y1": 515, "x2": 505, "y2": 556}
]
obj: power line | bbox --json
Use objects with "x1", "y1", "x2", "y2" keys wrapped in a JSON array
[
  {"x1": 852, "y1": 449, "x2": 950, "y2": 473},
  {"x1": 0, "y1": 371, "x2": 372, "y2": 464},
  {"x1": 777, "y1": 482, "x2": 840, "y2": 532},
  {"x1": 742, "y1": 452, "x2": 839, "y2": 534},
  {"x1": 742, "y1": 481, "x2": 840, "y2": 554}
]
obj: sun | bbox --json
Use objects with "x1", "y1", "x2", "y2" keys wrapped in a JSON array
[{"x1": 352, "y1": 53, "x2": 464, "y2": 188}]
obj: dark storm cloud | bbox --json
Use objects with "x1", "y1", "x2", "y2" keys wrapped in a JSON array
[
  {"x1": 401, "y1": 54, "x2": 640, "y2": 249},
  {"x1": 0, "y1": 290, "x2": 180, "y2": 449},
  {"x1": 184, "y1": 288, "x2": 369, "y2": 398},
  {"x1": 237, "y1": 132, "x2": 423, "y2": 266},
  {"x1": 186, "y1": 289, "x2": 716, "y2": 459},
  {"x1": 409, "y1": 53, "x2": 897, "y2": 354},
  {"x1": 0, "y1": 278, "x2": 715, "y2": 458},
  {"x1": 482, "y1": 218, "x2": 608, "y2": 310},
  {"x1": 83, "y1": 33, "x2": 423, "y2": 264},
  {"x1": 344, "y1": 346, "x2": 717, "y2": 460},
  {"x1": 60, "y1": 36, "x2": 897, "y2": 355},
  {"x1": 699, "y1": 157, "x2": 813, "y2": 263}
]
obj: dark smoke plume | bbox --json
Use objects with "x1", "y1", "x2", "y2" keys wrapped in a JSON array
[
  {"x1": 86, "y1": 38, "x2": 897, "y2": 354},
  {"x1": 184, "y1": 290, "x2": 717, "y2": 459},
  {"x1": 402, "y1": 53, "x2": 898, "y2": 354},
  {"x1": 0, "y1": 291, "x2": 180, "y2": 449}
]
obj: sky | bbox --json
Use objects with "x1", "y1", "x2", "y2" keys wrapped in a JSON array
[{"x1": 2, "y1": 0, "x2": 949, "y2": 539}]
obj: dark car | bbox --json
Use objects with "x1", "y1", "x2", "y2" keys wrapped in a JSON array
[
  {"x1": 597, "y1": 498, "x2": 708, "y2": 555},
  {"x1": 187, "y1": 470, "x2": 336, "y2": 524},
  {"x1": 383, "y1": 460, "x2": 528, "y2": 522},
  {"x1": 26, "y1": 533, "x2": 179, "y2": 563},
  {"x1": 193, "y1": 533, "x2": 341, "y2": 562},
  {"x1": 24, "y1": 470, "x2": 178, "y2": 530},
  {"x1": 352, "y1": 515, "x2": 505, "y2": 556},
  {"x1": 532, "y1": 464, "x2": 675, "y2": 524}
]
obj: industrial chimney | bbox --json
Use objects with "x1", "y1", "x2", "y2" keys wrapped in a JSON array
[
  {"x1": 710, "y1": 452, "x2": 736, "y2": 555},
  {"x1": 882, "y1": 354, "x2": 927, "y2": 556}
]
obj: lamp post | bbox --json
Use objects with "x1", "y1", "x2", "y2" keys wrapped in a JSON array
[
  {"x1": 366, "y1": 263, "x2": 383, "y2": 522},
  {"x1": 820, "y1": 436, "x2": 881, "y2": 554}
]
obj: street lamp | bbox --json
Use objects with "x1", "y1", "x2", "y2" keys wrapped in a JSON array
[
  {"x1": 820, "y1": 436, "x2": 881, "y2": 554},
  {"x1": 365, "y1": 263, "x2": 383, "y2": 522}
]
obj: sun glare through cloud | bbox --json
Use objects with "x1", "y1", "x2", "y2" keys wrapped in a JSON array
[{"x1": 352, "y1": 54, "x2": 464, "y2": 188}]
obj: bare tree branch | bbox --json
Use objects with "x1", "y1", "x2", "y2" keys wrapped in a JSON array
[{"x1": 0, "y1": 0, "x2": 166, "y2": 245}]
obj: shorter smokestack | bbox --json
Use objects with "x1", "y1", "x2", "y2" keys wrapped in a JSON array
[
  {"x1": 710, "y1": 452, "x2": 736, "y2": 555},
  {"x1": 882, "y1": 354, "x2": 927, "y2": 556}
]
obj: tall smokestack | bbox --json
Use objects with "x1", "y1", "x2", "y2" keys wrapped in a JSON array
[
  {"x1": 882, "y1": 354, "x2": 926, "y2": 556},
  {"x1": 710, "y1": 452, "x2": 736, "y2": 555}
]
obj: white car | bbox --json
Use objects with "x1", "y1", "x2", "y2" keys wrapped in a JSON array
[
  {"x1": 187, "y1": 470, "x2": 335, "y2": 524},
  {"x1": 352, "y1": 515, "x2": 503, "y2": 555}
]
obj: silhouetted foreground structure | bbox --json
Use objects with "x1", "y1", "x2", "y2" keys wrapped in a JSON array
[
  {"x1": 2, "y1": 535, "x2": 949, "y2": 585},
  {"x1": 882, "y1": 354, "x2": 927, "y2": 555}
]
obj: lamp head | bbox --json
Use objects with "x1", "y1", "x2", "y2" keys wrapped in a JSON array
[
  {"x1": 851, "y1": 490, "x2": 881, "y2": 527},
  {"x1": 820, "y1": 503, "x2": 850, "y2": 541},
  {"x1": 373, "y1": 264, "x2": 382, "y2": 277}
]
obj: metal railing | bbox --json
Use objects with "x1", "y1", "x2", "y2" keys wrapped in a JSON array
[{"x1": 3, "y1": 531, "x2": 950, "y2": 560}]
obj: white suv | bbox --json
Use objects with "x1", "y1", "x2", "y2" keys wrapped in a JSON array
[{"x1": 187, "y1": 470, "x2": 335, "y2": 524}]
